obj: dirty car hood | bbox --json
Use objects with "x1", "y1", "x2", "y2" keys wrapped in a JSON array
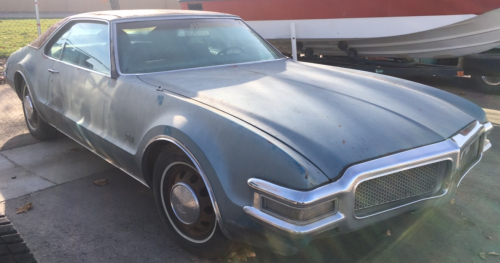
[{"x1": 138, "y1": 59, "x2": 483, "y2": 180}]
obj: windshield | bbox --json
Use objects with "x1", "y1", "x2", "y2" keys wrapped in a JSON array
[{"x1": 116, "y1": 19, "x2": 283, "y2": 74}]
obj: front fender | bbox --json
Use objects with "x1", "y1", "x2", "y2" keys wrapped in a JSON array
[{"x1": 134, "y1": 93, "x2": 330, "y2": 240}]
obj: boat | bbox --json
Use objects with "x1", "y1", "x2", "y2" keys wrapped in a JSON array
[{"x1": 179, "y1": 0, "x2": 500, "y2": 58}]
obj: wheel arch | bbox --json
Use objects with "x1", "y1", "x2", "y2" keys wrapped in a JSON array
[
  {"x1": 140, "y1": 134, "x2": 231, "y2": 239},
  {"x1": 141, "y1": 138, "x2": 179, "y2": 188},
  {"x1": 14, "y1": 70, "x2": 27, "y2": 100},
  {"x1": 13, "y1": 69, "x2": 49, "y2": 122}
]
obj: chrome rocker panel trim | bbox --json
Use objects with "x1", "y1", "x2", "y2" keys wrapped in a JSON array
[{"x1": 244, "y1": 121, "x2": 492, "y2": 236}]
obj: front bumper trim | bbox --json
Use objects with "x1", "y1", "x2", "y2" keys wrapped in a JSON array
[
  {"x1": 244, "y1": 121, "x2": 492, "y2": 237},
  {"x1": 244, "y1": 206, "x2": 345, "y2": 235}
]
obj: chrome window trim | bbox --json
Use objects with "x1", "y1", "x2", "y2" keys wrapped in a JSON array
[
  {"x1": 44, "y1": 55, "x2": 112, "y2": 78},
  {"x1": 124, "y1": 58, "x2": 288, "y2": 76},
  {"x1": 27, "y1": 18, "x2": 71, "y2": 50},
  {"x1": 143, "y1": 135, "x2": 231, "y2": 239},
  {"x1": 27, "y1": 15, "x2": 239, "y2": 50},
  {"x1": 239, "y1": 19, "x2": 285, "y2": 58},
  {"x1": 112, "y1": 17, "x2": 285, "y2": 76},
  {"x1": 113, "y1": 15, "x2": 241, "y2": 24},
  {"x1": 42, "y1": 18, "x2": 113, "y2": 78},
  {"x1": 45, "y1": 27, "x2": 69, "y2": 61},
  {"x1": 245, "y1": 121, "x2": 492, "y2": 235}
]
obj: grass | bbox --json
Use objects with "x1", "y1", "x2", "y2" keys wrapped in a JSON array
[{"x1": 0, "y1": 19, "x2": 60, "y2": 59}]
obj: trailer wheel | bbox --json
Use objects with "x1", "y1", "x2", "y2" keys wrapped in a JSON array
[
  {"x1": 304, "y1": 48, "x2": 314, "y2": 58},
  {"x1": 471, "y1": 75, "x2": 500, "y2": 94}
]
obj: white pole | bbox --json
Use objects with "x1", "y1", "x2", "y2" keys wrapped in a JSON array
[
  {"x1": 35, "y1": 0, "x2": 41, "y2": 36},
  {"x1": 290, "y1": 23, "x2": 297, "y2": 62}
]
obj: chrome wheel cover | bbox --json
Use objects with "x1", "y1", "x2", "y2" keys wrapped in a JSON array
[
  {"x1": 160, "y1": 162, "x2": 217, "y2": 243},
  {"x1": 23, "y1": 95, "x2": 34, "y2": 120},
  {"x1": 22, "y1": 85, "x2": 39, "y2": 130},
  {"x1": 170, "y1": 182, "x2": 201, "y2": 225}
]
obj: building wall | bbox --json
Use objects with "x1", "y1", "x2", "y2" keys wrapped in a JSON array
[{"x1": 1, "y1": 0, "x2": 180, "y2": 13}]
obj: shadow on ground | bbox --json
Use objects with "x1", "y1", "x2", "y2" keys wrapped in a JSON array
[
  {"x1": 0, "y1": 133, "x2": 40, "y2": 151},
  {"x1": 1, "y1": 168, "x2": 422, "y2": 263},
  {"x1": 4, "y1": 141, "x2": 499, "y2": 263}
]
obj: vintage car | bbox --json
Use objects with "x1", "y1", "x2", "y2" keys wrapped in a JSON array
[{"x1": 5, "y1": 10, "x2": 493, "y2": 258}]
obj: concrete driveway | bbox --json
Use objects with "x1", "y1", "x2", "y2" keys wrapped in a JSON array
[{"x1": 0, "y1": 77, "x2": 499, "y2": 263}]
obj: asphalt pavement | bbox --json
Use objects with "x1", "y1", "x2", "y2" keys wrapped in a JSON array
[{"x1": 0, "y1": 76, "x2": 499, "y2": 263}]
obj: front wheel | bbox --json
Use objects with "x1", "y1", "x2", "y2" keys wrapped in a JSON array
[
  {"x1": 471, "y1": 75, "x2": 500, "y2": 94},
  {"x1": 152, "y1": 147, "x2": 236, "y2": 259},
  {"x1": 21, "y1": 79, "x2": 57, "y2": 140}
]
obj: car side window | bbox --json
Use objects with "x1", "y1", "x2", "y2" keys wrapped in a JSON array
[
  {"x1": 60, "y1": 22, "x2": 111, "y2": 75},
  {"x1": 46, "y1": 30, "x2": 69, "y2": 59}
]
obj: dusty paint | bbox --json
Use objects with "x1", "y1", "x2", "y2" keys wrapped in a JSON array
[
  {"x1": 157, "y1": 95, "x2": 164, "y2": 106},
  {"x1": 163, "y1": 126, "x2": 171, "y2": 135},
  {"x1": 139, "y1": 59, "x2": 483, "y2": 180}
]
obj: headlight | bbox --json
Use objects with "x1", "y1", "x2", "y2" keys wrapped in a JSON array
[{"x1": 260, "y1": 196, "x2": 337, "y2": 225}]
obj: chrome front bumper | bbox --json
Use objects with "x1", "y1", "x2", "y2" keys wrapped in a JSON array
[{"x1": 244, "y1": 121, "x2": 493, "y2": 237}]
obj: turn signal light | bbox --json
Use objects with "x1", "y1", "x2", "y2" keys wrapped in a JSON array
[{"x1": 261, "y1": 196, "x2": 336, "y2": 225}]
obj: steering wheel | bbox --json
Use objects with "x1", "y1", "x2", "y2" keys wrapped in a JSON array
[{"x1": 217, "y1": 47, "x2": 244, "y2": 56}]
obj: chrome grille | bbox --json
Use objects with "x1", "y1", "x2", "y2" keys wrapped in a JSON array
[{"x1": 354, "y1": 161, "x2": 447, "y2": 210}]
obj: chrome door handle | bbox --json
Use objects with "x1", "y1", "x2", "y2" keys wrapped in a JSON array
[{"x1": 48, "y1": 69, "x2": 59, "y2": 74}]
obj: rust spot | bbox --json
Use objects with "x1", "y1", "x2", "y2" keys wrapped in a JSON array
[
  {"x1": 305, "y1": 171, "x2": 309, "y2": 179},
  {"x1": 342, "y1": 140, "x2": 346, "y2": 144},
  {"x1": 338, "y1": 125, "x2": 342, "y2": 127}
]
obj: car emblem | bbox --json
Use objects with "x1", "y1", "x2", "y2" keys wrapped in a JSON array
[{"x1": 124, "y1": 133, "x2": 134, "y2": 143}]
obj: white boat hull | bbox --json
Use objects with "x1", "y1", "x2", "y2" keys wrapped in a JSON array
[
  {"x1": 253, "y1": 8, "x2": 500, "y2": 59},
  {"x1": 247, "y1": 15, "x2": 476, "y2": 39}
]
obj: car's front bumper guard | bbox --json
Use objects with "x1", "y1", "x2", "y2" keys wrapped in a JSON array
[{"x1": 244, "y1": 121, "x2": 493, "y2": 237}]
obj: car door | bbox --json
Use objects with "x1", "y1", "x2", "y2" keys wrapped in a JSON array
[
  {"x1": 31, "y1": 30, "x2": 67, "y2": 114},
  {"x1": 45, "y1": 21, "x2": 115, "y2": 158}
]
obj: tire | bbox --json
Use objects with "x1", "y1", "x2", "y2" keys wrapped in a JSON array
[
  {"x1": 152, "y1": 146, "x2": 237, "y2": 259},
  {"x1": 21, "y1": 79, "x2": 57, "y2": 140},
  {"x1": 471, "y1": 75, "x2": 500, "y2": 94}
]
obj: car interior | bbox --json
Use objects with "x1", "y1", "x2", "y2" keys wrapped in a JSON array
[{"x1": 116, "y1": 19, "x2": 280, "y2": 74}]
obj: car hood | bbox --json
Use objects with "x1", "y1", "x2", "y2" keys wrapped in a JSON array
[{"x1": 138, "y1": 59, "x2": 483, "y2": 180}]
